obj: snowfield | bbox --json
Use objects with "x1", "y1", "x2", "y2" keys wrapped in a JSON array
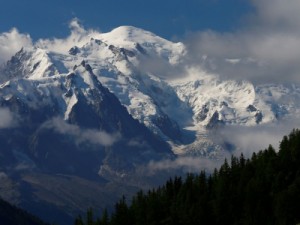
[{"x1": 1, "y1": 25, "x2": 300, "y2": 156}]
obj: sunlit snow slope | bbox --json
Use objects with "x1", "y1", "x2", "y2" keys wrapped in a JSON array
[{"x1": 2, "y1": 26, "x2": 300, "y2": 157}]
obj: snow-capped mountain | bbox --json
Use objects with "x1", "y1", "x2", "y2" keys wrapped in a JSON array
[{"x1": 1, "y1": 25, "x2": 300, "y2": 224}]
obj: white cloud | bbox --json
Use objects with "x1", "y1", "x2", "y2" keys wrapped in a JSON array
[
  {"x1": 211, "y1": 115, "x2": 300, "y2": 158},
  {"x1": 250, "y1": 0, "x2": 300, "y2": 30},
  {"x1": 148, "y1": 156, "x2": 224, "y2": 174},
  {"x1": 147, "y1": 117, "x2": 300, "y2": 174},
  {"x1": 0, "y1": 28, "x2": 32, "y2": 65},
  {"x1": 36, "y1": 18, "x2": 101, "y2": 54},
  {"x1": 184, "y1": 0, "x2": 300, "y2": 84},
  {"x1": 0, "y1": 18, "x2": 100, "y2": 65},
  {"x1": 0, "y1": 108, "x2": 16, "y2": 129},
  {"x1": 43, "y1": 117, "x2": 120, "y2": 147}
]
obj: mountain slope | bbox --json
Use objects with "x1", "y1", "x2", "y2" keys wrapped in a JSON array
[
  {"x1": 0, "y1": 31, "x2": 175, "y2": 224},
  {"x1": 0, "y1": 198, "x2": 48, "y2": 225},
  {"x1": 1, "y1": 25, "x2": 300, "y2": 224}
]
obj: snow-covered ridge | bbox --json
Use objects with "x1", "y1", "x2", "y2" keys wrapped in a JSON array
[{"x1": 1, "y1": 25, "x2": 300, "y2": 155}]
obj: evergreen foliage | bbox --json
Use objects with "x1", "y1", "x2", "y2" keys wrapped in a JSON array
[{"x1": 75, "y1": 129, "x2": 300, "y2": 225}]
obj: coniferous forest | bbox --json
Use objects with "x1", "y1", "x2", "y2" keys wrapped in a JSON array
[{"x1": 74, "y1": 129, "x2": 300, "y2": 225}]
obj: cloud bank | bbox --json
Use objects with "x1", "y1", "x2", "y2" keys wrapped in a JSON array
[
  {"x1": 148, "y1": 156, "x2": 225, "y2": 175},
  {"x1": 184, "y1": 0, "x2": 300, "y2": 84},
  {"x1": 214, "y1": 115, "x2": 300, "y2": 157},
  {"x1": 148, "y1": 115, "x2": 300, "y2": 174}
]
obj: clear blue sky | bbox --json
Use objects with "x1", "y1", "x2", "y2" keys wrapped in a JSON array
[{"x1": 0, "y1": 0, "x2": 253, "y2": 40}]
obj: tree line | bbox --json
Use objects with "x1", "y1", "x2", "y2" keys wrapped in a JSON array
[{"x1": 74, "y1": 129, "x2": 300, "y2": 225}]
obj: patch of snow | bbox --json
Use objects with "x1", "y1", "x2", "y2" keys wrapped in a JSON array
[{"x1": 64, "y1": 93, "x2": 78, "y2": 120}]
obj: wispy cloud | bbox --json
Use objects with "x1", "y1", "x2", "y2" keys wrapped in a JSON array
[
  {"x1": 0, "y1": 108, "x2": 16, "y2": 129},
  {"x1": 148, "y1": 156, "x2": 225, "y2": 174},
  {"x1": 0, "y1": 28, "x2": 32, "y2": 65},
  {"x1": 43, "y1": 117, "x2": 120, "y2": 147},
  {"x1": 148, "y1": 114, "x2": 300, "y2": 174},
  {"x1": 36, "y1": 18, "x2": 100, "y2": 54},
  {"x1": 212, "y1": 115, "x2": 300, "y2": 158},
  {"x1": 0, "y1": 18, "x2": 101, "y2": 65}
]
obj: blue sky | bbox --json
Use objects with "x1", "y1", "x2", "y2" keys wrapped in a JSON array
[{"x1": 0, "y1": 0, "x2": 252, "y2": 40}]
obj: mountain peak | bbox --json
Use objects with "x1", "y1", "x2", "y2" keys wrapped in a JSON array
[
  {"x1": 99, "y1": 26, "x2": 185, "y2": 56},
  {"x1": 110, "y1": 25, "x2": 154, "y2": 37},
  {"x1": 102, "y1": 25, "x2": 161, "y2": 44}
]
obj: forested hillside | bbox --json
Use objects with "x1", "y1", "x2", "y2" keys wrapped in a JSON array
[
  {"x1": 0, "y1": 198, "x2": 48, "y2": 225},
  {"x1": 75, "y1": 129, "x2": 300, "y2": 225}
]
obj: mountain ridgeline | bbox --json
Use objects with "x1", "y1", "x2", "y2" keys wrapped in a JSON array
[
  {"x1": 1, "y1": 25, "x2": 300, "y2": 224},
  {"x1": 75, "y1": 129, "x2": 300, "y2": 225}
]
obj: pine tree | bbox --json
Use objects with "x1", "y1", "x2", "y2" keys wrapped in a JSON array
[{"x1": 74, "y1": 215, "x2": 84, "y2": 225}]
